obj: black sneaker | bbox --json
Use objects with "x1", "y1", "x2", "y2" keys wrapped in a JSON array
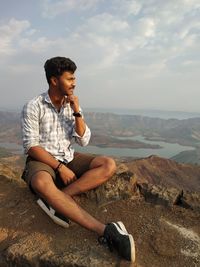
[
  {"x1": 37, "y1": 198, "x2": 70, "y2": 228},
  {"x1": 116, "y1": 221, "x2": 128, "y2": 234},
  {"x1": 99, "y1": 222, "x2": 135, "y2": 262}
]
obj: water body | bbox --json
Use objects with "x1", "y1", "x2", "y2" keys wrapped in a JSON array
[
  {"x1": 0, "y1": 142, "x2": 23, "y2": 154},
  {"x1": 74, "y1": 135, "x2": 195, "y2": 159},
  {"x1": 0, "y1": 136, "x2": 195, "y2": 159}
]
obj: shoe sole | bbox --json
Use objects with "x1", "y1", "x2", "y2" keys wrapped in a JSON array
[
  {"x1": 37, "y1": 199, "x2": 69, "y2": 228},
  {"x1": 113, "y1": 222, "x2": 136, "y2": 262},
  {"x1": 116, "y1": 221, "x2": 128, "y2": 234},
  {"x1": 127, "y1": 233, "x2": 135, "y2": 263}
]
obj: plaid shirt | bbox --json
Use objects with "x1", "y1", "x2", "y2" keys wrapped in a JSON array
[{"x1": 21, "y1": 91, "x2": 91, "y2": 163}]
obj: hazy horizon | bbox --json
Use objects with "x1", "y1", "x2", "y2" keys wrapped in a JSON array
[
  {"x1": 1, "y1": 0, "x2": 200, "y2": 112},
  {"x1": 1, "y1": 105, "x2": 200, "y2": 120}
]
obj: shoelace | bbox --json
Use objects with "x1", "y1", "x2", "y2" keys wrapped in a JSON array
[{"x1": 98, "y1": 236, "x2": 114, "y2": 252}]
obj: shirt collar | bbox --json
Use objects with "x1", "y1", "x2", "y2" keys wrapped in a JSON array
[
  {"x1": 43, "y1": 90, "x2": 69, "y2": 109},
  {"x1": 44, "y1": 91, "x2": 52, "y2": 104}
]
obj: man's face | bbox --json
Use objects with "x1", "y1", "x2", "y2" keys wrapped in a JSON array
[{"x1": 55, "y1": 71, "x2": 76, "y2": 96}]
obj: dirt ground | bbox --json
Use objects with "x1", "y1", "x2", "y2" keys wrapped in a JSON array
[{"x1": 0, "y1": 173, "x2": 200, "y2": 267}]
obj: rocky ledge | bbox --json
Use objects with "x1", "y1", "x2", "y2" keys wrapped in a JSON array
[{"x1": 0, "y1": 156, "x2": 200, "y2": 267}]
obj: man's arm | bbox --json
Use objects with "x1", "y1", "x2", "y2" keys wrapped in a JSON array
[
  {"x1": 67, "y1": 94, "x2": 86, "y2": 137},
  {"x1": 67, "y1": 95, "x2": 91, "y2": 146},
  {"x1": 28, "y1": 146, "x2": 60, "y2": 170},
  {"x1": 74, "y1": 115, "x2": 86, "y2": 137},
  {"x1": 21, "y1": 102, "x2": 60, "y2": 169},
  {"x1": 28, "y1": 146, "x2": 77, "y2": 184}
]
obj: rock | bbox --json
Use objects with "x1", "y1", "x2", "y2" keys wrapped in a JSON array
[
  {"x1": 4, "y1": 232, "x2": 116, "y2": 267},
  {"x1": 0, "y1": 229, "x2": 8, "y2": 243},
  {"x1": 179, "y1": 191, "x2": 200, "y2": 212},
  {"x1": 1, "y1": 158, "x2": 200, "y2": 267},
  {"x1": 115, "y1": 163, "x2": 129, "y2": 175},
  {"x1": 137, "y1": 182, "x2": 200, "y2": 211},
  {"x1": 6, "y1": 233, "x2": 50, "y2": 267},
  {"x1": 83, "y1": 171, "x2": 138, "y2": 206},
  {"x1": 138, "y1": 183, "x2": 182, "y2": 207}
]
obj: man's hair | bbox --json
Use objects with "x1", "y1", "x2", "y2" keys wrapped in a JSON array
[{"x1": 44, "y1": 56, "x2": 77, "y2": 84}]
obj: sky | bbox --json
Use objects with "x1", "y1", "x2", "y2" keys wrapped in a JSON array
[{"x1": 0, "y1": 0, "x2": 200, "y2": 112}]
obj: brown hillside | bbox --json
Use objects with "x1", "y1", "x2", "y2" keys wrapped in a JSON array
[
  {"x1": 125, "y1": 155, "x2": 200, "y2": 191},
  {"x1": 0, "y1": 157, "x2": 200, "y2": 266},
  {"x1": 1, "y1": 160, "x2": 200, "y2": 267}
]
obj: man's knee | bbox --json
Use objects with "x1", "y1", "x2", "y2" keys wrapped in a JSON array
[
  {"x1": 101, "y1": 157, "x2": 116, "y2": 179},
  {"x1": 31, "y1": 171, "x2": 54, "y2": 195},
  {"x1": 90, "y1": 156, "x2": 116, "y2": 182}
]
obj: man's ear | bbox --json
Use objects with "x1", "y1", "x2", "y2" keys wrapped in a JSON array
[{"x1": 50, "y1": 76, "x2": 58, "y2": 86}]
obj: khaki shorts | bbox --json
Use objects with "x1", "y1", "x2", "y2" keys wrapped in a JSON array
[{"x1": 21, "y1": 152, "x2": 95, "y2": 193}]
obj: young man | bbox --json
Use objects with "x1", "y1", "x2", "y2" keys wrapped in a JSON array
[{"x1": 21, "y1": 56, "x2": 135, "y2": 262}]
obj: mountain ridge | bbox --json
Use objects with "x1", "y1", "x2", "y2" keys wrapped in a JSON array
[{"x1": 0, "y1": 111, "x2": 200, "y2": 163}]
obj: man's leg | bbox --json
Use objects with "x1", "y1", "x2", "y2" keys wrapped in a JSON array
[
  {"x1": 31, "y1": 164, "x2": 135, "y2": 262},
  {"x1": 31, "y1": 170, "x2": 105, "y2": 235},
  {"x1": 62, "y1": 156, "x2": 116, "y2": 197}
]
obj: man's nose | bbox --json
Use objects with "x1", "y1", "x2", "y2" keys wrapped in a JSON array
[{"x1": 72, "y1": 80, "x2": 76, "y2": 87}]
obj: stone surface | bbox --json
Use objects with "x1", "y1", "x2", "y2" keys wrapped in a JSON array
[
  {"x1": 138, "y1": 183, "x2": 182, "y2": 207},
  {"x1": 0, "y1": 158, "x2": 200, "y2": 267},
  {"x1": 83, "y1": 166, "x2": 138, "y2": 206},
  {"x1": 180, "y1": 191, "x2": 200, "y2": 212}
]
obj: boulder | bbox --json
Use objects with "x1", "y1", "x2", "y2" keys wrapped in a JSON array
[{"x1": 137, "y1": 182, "x2": 182, "y2": 207}]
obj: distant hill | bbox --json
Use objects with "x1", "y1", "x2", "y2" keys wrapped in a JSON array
[
  {"x1": 0, "y1": 111, "x2": 200, "y2": 163},
  {"x1": 171, "y1": 148, "x2": 200, "y2": 165},
  {"x1": 126, "y1": 155, "x2": 200, "y2": 191},
  {"x1": 1, "y1": 110, "x2": 200, "y2": 145},
  {"x1": 85, "y1": 112, "x2": 200, "y2": 147},
  {"x1": 84, "y1": 108, "x2": 200, "y2": 120},
  {"x1": 0, "y1": 111, "x2": 21, "y2": 144}
]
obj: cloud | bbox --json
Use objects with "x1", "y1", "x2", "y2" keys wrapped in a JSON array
[
  {"x1": 0, "y1": 17, "x2": 58, "y2": 62},
  {"x1": 136, "y1": 17, "x2": 156, "y2": 38},
  {"x1": 113, "y1": 0, "x2": 142, "y2": 16},
  {"x1": 64, "y1": 0, "x2": 199, "y2": 79},
  {"x1": 83, "y1": 13, "x2": 130, "y2": 34},
  {"x1": 0, "y1": 1, "x2": 200, "y2": 111},
  {"x1": 19, "y1": 37, "x2": 58, "y2": 53},
  {"x1": 0, "y1": 18, "x2": 30, "y2": 56},
  {"x1": 1, "y1": 1, "x2": 199, "y2": 78},
  {"x1": 41, "y1": 0, "x2": 101, "y2": 18}
]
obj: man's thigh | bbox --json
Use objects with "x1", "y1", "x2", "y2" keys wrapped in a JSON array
[
  {"x1": 21, "y1": 156, "x2": 56, "y2": 193},
  {"x1": 67, "y1": 152, "x2": 95, "y2": 178}
]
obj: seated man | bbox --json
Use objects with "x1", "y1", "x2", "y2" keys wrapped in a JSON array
[{"x1": 21, "y1": 56, "x2": 135, "y2": 262}]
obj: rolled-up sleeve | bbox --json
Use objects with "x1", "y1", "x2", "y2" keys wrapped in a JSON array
[
  {"x1": 73, "y1": 125, "x2": 91, "y2": 146},
  {"x1": 21, "y1": 102, "x2": 40, "y2": 153}
]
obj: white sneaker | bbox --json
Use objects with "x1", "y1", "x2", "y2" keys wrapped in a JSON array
[{"x1": 37, "y1": 198, "x2": 70, "y2": 228}]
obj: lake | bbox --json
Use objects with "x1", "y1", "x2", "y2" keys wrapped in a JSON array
[
  {"x1": 74, "y1": 135, "x2": 195, "y2": 159},
  {"x1": 0, "y1": 142, "x2": 23, "y2": 154},
  {"x1": 0, "y1": 136, "x2": 195, "y2": 159}
]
